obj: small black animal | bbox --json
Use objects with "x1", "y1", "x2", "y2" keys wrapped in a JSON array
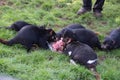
[
  {"x1": 63, "y1": 41, "x2": 98, "y2": 70},
  {"x1": 56, "y1": 24, "x2": 85, "y2": 40},
  {"x1": 0, "y1": 25, "x2": 56, "y2": 52},
  {"x1": 62, "y1": 29, "x2": 101, "y2": 49},
  {"x1": 7, "y1": 20, "x2": 31, "y2": 31},
  {"x1": 102, "y1": 28, "x2": 120, "y2": 50},
  {"x1": 63, "y1": 41, "x2": 100, "y2": 80}
]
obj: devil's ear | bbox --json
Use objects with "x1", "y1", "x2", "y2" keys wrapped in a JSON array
[
  {"x1": 39, "y1": 25, "x2": 46, "y2": 29},
  {"x1": 46, "y1": 28, "x2": 56, "y2": 35},
  {"x1": 62, "y1": 29, "x2": 73, "y2": 38}
]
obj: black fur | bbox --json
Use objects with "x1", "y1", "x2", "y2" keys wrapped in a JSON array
[
  {"x1": 0, "y1": 25, "x2": 56, "y2": 52},
  {"x1": 7, "y1": 21, "x2": 31, "y2": 31},
  {"x1": 62, "y1": 29, "x2": 101, "y2": 49},
  {"x1": 63, "y1": 41, "x2": 98, "y2": 69},
  {"x1": 0, "y1": 21, "x2": 45, "y2": 31},
  {"x1": 102, "y1": 28, "x2": 120, "y2": 50},
  {"x1": 56, "y1": 24, "x2": 85, "y2": 40}
]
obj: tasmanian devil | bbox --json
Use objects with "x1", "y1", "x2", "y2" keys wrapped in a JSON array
[
  {"x1": 49, "y1": 38, "x2": 98, "y2": 69},
  {"x1": 61, "y1": 28, "x2": 101, "y2": 49},
  {"x1": 63, "y1": 41, "x2": 98, "y2": 69},
  {"x1": 62, "y1": 41, "x2": 100, "y2": 80},
  {"x1": 102, "y1": 27, "x2": 120, "y2": 50},
  {"x1": 0, "y1": 25, "x2": 56, "y2": 52},
  {"x1": 56, "y1": 24, "x2": 85, "y2": 40}
]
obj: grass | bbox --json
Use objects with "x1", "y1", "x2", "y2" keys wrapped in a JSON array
[{"x1": 0, "y1": 0, "x2": 120, "y2": 80}]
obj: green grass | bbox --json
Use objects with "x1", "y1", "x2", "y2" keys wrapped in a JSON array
[{"x1": 0, "y1": 0, "x2": 120, "y2": 80}]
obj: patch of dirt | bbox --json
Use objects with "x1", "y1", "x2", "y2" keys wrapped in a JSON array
[
  {"x1": 0, "y1": 0, "x2": 7, "y2": 6},
  {"x1": 101, "y1": 21, "x2": 107, "y2": 25},
  {"x1": 54, "y1": 24, "x2": 61, "y2": 28},
  {"x1": 98, "y1": 55, "x2": 107, "y2": 61}
]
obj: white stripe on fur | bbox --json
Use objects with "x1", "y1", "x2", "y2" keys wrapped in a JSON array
[
  {"x1": 68, "y1": 51, "x2": 72, "y2": 56},
  {"x1": 87, "y1": 59, "x2": 97, "y2": 64}
]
